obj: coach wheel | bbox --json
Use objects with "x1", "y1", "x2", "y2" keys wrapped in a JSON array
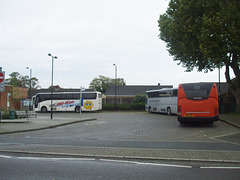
[
  {"x1": 75, "y1": 106, "x2": 80, "y2": 113},
  {"x1": 41, "y1": 106, "x2": 47, "y2": 113},
  {"x1": 208, "y1": 121, "x2": 214, "y2": 125},
  {"x1": 167, "y1": 107, "x2": 171, "y2": 115},
  {"x1": 179, "y1": 121, "x2": 184, "y2": 125},
  {"x1": 148, "y1": 106, "x2": 152, "y2": 113}
]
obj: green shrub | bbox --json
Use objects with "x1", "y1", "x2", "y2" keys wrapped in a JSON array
[
  {"x1": 102, "y1": 104, "x2": 132, "y2": 111},
  {"x1": 131, "y1": 102, "x2": 145, "y2": 110},
  {"x1": 102, "y1": 104, "x2": 115, "y2": 111},
  {"x1": 102, "y1": 95, "x2": 146, "y2": 111},
  {"x1": 130, "y1": 95, "x2": 146, "y2": 110}
]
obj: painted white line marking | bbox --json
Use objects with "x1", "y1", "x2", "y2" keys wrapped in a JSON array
[
  {"x1": 18, "y1": 157, "x2": 44, "y2": 160},
  {"x1": 100, "y1": 159, "x2": 135, "y2": 164},
  {"x1": 100, "y1": 159, "x2": 192, "y2": 168},
  {"x1": 135, "y1": 162, "x2": 192, "y2": 168},
  {"x1": 201, "y1": 166, "x2": 240, "y2": 169},
  {"x1": 51, "y1": 158, "x2": 95, "y2": 161},
  {"x1": 17, "y1": 157, "x2": 95, "y2": 161},
  {"x1": 211, "y1": 132, "x2": 240, "y2": 139},
  {"x1": 0, "y1": 155, "x2": 12, "y2": 159},
  {"x1": 210, "y1": 132, "x2": 240, "y2": 146}
]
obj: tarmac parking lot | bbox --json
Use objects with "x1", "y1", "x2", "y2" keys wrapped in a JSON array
[{"x1": 32, "y1": 111, "x2": 239, "y2": 142}]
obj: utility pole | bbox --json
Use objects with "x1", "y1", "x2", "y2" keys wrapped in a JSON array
[
  {"x1": 0, "y1": 67, "x2": 5, "y2": 126},
  {"x1": 113, "y1": 64, "x2": 117, "y2": 110},
  {"x1": 48, "y1": 53, "x2": 57, "y2": 119}
]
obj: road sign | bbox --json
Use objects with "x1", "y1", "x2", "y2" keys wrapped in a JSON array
[
  {"x1": 23, "y1": 100, "x2": 33, "y2": 106},
  {"x1": 0, "y1": 71, "x2": 5, "y2": 92},
  {"x1": 0, "y1": 72, "x2": 4, "y2": 83}
]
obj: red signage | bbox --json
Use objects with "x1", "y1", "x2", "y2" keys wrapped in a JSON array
[{"x1": 0, "y1": 72, "x2": 4, "y2": 83}]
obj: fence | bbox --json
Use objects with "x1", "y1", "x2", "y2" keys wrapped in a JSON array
[{"x1": 221, "y1": 103, "x2": 240, "y2": 113}]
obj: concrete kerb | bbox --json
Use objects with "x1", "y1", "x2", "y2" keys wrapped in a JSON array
[
  {"x1": 0, "y1": 150, "x2": 240, "y2": 164},
  {"x1": 0, "y1": 118, "x2": 96, "y2": 134},
  {"x1": 219, "y1": 119, "x2": 240, "y2": 129}
]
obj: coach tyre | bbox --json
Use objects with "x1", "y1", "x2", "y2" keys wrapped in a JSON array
[
  {"x1": 167, "y1": 107, "x2": 171, "y2": 115},
  {"x1": 75, "y1": 106, "x2": 80, "y2": 113},
  {"x1": 148, "y1": 106, "x2": 152, "y2": 113},
  {"x1": 41, "y1": 106, "x2": 47, "y2": 113}
]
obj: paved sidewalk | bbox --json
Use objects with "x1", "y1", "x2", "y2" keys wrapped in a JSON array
[
  {"x1": 219, "y1": 114, "x2": 240, "y2": 129},
  {"x1": 0, "y1": 116, "x2": 96, "y2": 134},
  {"x1": 1, "y1": 144, "x2": 240, "y2": 163}
]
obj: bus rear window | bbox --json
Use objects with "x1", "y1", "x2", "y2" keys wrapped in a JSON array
[{"x1": 181, "y1": 83, "x2": 213, "y2": 100}]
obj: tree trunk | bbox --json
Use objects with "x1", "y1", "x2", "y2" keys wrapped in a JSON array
[{"x1": 225, "y1": 64, "x2": 240, "y2": 112}]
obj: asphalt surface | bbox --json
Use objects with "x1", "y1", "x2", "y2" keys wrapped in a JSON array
[
  {"x1": 0, "y1": 111, "x2": 239, "y2": 164},
  {"x1": 1, "y1": 155, "x2": 240, "y2": 180}
]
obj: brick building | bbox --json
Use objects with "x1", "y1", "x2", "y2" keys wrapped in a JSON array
[{"x1": 0, "y1": 85, "x2": 28, "y2": 111}]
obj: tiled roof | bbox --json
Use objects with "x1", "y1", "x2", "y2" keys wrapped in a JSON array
[
  {"x1": 105, "y1": 85, "x2": 173, "y2": 96},
  {"x1": 105, "y1": 83, "x2": 230, "y2": 96}
]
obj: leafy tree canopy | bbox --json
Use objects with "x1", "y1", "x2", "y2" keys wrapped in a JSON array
[
  {"x1": 5, "y1": 72, "x2": 40, "y2": 89},
  {"x1": 89, "y1": 75, "x2": 126, "y2": 93},
  {"x1": 158, "y1": 0, "x2": 240, "y2": 104},
  {"x1": 48, "y1": 85, "x2": 62, "y2": 90}
]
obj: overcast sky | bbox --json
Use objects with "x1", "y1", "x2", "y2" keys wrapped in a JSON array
[{"x1": 1, "y1": 0, "x2": 227, "y2": 89}]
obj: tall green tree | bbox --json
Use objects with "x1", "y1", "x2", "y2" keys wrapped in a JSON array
[
  {"x1": 89, "y1": 75, "x2": 126, "y2": 93},
  {"x1": 5, "y1": 72, "x2": 24, "y2": 87},
  {"x1": 5, "y1": 72, "x2": 40, "y2": 89},
  {"x1": 158, "y1": 0, "x2": 240, "y2": 107}
]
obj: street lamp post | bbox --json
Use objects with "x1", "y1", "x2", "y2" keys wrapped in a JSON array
[
  {"x1": 26, "y1": 67, "x2": 32, "y2": 122},
  {"x1": 26, "y1": 67, "x2": 32, "y2": 96},
  {"x1": 48, "y1": 53, "x2": 57, "y2": 119},
  {"x1": 113, "y1": 64, "x2": 117, "y2": 110},
  {"x1": 218, "y1": 67, "x2": 221, "y2": 113}
]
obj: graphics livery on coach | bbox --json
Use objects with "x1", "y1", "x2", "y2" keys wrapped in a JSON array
[{"x1": 32, "y1": 91, "x2": 102, "y2": 113}]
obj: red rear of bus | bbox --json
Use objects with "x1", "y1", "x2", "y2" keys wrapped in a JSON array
[{"x1": 177, "y1": 83, "x2": 219, "y2": 124}]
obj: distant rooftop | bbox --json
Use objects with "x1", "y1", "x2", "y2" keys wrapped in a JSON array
[{"x1": 105, "y1": 84, "x2": 173, "y2": 96}]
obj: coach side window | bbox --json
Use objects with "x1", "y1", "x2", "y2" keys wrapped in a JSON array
[{"x1": 173, "y1": 90, "x2": 178, "y2": 97}]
